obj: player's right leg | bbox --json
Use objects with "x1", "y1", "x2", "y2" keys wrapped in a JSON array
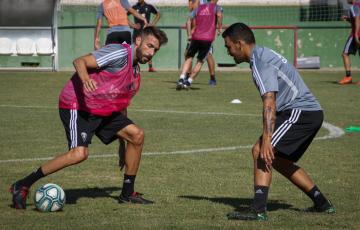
[
  {"x1": 10, "y1": 109, "x2": 97, "y2": 209},
  {"x1": 339, "y1": 36, "x2": 354, "y2": 84},
  {"x1": 227, "y1": 139, "x2": 269, "y2": 221}
]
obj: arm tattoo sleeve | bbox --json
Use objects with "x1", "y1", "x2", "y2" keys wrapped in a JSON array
[{"x1": 262, "y1": 93, "x2": 276, "y2": 138}]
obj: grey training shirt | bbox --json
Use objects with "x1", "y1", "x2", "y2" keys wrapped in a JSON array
[{"x1": 250, "y1": 46, "x2": 322, "y2": 111}]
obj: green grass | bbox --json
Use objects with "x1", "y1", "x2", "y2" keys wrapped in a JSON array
[{"x1": 0, "y1": 70, "x2": 359, "y2": 229}]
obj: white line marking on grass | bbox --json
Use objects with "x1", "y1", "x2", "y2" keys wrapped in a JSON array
[
  {"x1": 315, "y1": 121, "x2": 345, "y2": 140},
  {"x1": 0, "y1": 104, "x2": 260, "y2": 117},
  {"x1": 0, "y1": 104, "x2": 345, "y2": 163}
]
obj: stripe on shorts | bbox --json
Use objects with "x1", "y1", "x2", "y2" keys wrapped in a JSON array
[
  {"x1": 70, "y1": 109, "x2": 78, "y2": 148},
  {"x1": 344, "y1": 36, "x2": 353, "y2": 54},
  {"x1": 271, "y1": 109, "x2": 301, "y2": 147}
]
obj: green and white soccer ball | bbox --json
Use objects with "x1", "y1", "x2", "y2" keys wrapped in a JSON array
[{"x1": 34, "y1": 183, "x2": 66, "y2": 212}]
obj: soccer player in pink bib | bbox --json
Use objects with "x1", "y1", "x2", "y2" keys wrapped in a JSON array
[
  {"x1": 176, "y1": 0, "x2": 222, "y2": 90},
  {"x1": 10, "y1": 26, "x2": 167, "y2": 209}
]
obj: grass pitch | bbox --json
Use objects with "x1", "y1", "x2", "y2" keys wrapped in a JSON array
[{"x1": 0, "y1": 70, "x2": 359, "y2": 229}]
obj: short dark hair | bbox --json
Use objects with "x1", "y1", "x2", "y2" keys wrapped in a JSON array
[
  {"x1": 222, "y1": 22, "x2": 256, "y2": 44},
  {"x1": 141, "y1": 26, "x2": 168, "y2": 46}
]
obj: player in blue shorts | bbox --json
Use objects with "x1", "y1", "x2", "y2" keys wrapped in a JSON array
[{"x1": 222, "y1": 23, "x2": 335, "y2": 221}]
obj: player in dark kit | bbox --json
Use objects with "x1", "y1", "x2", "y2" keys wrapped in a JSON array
[
  {"x1": 222, "y1": 23, "x2": 335, "y2": 221},
  {"x1": 131, "y1": 0, "x2": 161, "y2": 72}
]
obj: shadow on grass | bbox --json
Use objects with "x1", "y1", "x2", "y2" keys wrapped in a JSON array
[
  {"x1": 64, "y1": 186, "x2": 121, "y2": 204},
  {"x1": 179, "y1": 195, "x2": 301, "y2": 212}
]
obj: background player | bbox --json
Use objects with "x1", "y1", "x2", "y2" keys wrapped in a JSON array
[
  {"x1": 338, "y1": 0, "x2": 360, "y2": 85},
  {"x1": 222, "y1": 23, "x2": 335, "y2": 221},
  {"x1": 131, "y1": 0, "x2": 161, "y2": 72},
  {"x1": 186, "y1": 0, "x2": 220, "y2": 86},
  {"x1": 10, "y1": 26, "x2": 168, "y2": 209},
  {"x1": 94, "y1": 0, "x2": 148, "y2": 50},
  {"x1": 176, "y1": 0, "x2": 222, "y2": 90}
]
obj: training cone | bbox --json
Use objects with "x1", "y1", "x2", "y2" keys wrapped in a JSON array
[
  {"x1": 231, "y1": 99, "x2": 242, "y2": 104},
  {"x1": 345, "y1": 126, "x2": 360, "y2": 132}
]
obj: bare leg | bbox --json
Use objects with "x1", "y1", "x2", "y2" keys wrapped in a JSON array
[
  {"x1": 41, "y1": 147, "x2": 89, "y2": 175},
  {"x1": 342, "y1": 53, "x2": 351, "y2": 73},
  {"x1": 117, "y1": 124, "x2": 144, "y2": 175},
  {"x1": 207, "y1": 53, "x2": 215, "y2": 76},
  {"x1": 252, "y1": 140, "x2": 272, "y2": 187},
  {"x1": 272, "y1": 156, "x2": 314, "y2": 193},
  {"x1": 180, "y1": 57, "x2": 194, "y2": 77},
  {"x1": 189, "y1": 60, "x2": 205, "y2": 81}
]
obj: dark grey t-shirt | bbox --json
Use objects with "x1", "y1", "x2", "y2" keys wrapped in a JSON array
[
  {"x1": 91, "y1": 43, "x2": 129, "y2": 73},
  {"x1": 250, "y1": 46, "x2": 322, "y2": 111}
]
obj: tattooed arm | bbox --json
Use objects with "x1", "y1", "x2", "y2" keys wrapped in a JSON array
[{"x1": 260, "y1": 92, "x2": 277, "y2": 166}]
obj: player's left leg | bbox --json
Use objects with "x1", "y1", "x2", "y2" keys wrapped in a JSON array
[
  {"x1": 272, "y1": 109, "x2": 335, "y2": 213},
  {"x1": 272, "y1": 157, "x2": 335, "y2": 213},
  {"x1": 96, "y1": 113, "x2": 153, "y2": 204},
  {"x1": 116, "y1": 124, "x2": 153, "y2": 204},
  {"x1": 207, "y1": 48, "x2": 217, "y2": 86}
]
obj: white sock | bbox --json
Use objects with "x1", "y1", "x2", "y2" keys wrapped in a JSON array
[
  {"x1": 180, "y1": 74, "x2": 186, "y2": 79},
  {"x1": 188, "y1": 78, "x2": 193, "y2": 84}
]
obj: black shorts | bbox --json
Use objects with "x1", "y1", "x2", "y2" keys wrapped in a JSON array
[
  {"x1": 186, "y1": 40, "x2": 212, "y2": 61},
  {"x1": 59, "y1": 109, "x2": 134, "y2": 149},
  {"x1": 343, "y1": 35, "x2": 360, "y2": 55},
  {"x1": 105, "y1": 31, "x2": 132, "y2": 45},
  {"x1": 270, "y1": 109, "x2": 323, "y2": 162}
]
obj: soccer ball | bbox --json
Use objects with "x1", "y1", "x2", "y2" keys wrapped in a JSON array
[{"x1": 34, "y1": 183, "x2": 66, "y2": 212}]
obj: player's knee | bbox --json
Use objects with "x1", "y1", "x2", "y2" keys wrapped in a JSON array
[
  {"x1": 251, "y1": 144, "x2": 260, "y2": 160},
  {"x1": 131, "y1": 128, "x2": 144, "y2": 146},
  {"x1": 69, "y1": 147, "x2": 89, "y2": 163}
]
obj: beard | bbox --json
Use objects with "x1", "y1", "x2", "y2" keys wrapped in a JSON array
[
  {"x1": 136, "y1": 47, "x2": 151, "y2": 64},
  {"x1": 234, "y1": 57, "x2": 242, "y2": 64}
]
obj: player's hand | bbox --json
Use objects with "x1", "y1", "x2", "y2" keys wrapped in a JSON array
[
  {"x1": 355, "y1": 37, "x2": 360, "y2": 46},
  {"x1": 134, "y1": 23, "x2": 141, "y2": 30},
  {"x1": 341, "y1": 15, "x2": 349, "y2": 21},
  {"x1": 143, "y1": 19, "x2": 148, "y2": 28},
  {"x1": 83, "y1": 78, "x2": 97, "y2": 92},
  {"x1": 260, "y1": 139, "x2": 275, "y2": 168}
]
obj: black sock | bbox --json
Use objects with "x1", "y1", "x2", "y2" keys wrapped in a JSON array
[
  {"x1": 17, "y1": 167, "x2": 45, "y2": 188},
  {"x1": 121, "y1": 174, "x2": 136, "y2": 197},
  {"x1": 210, "y1": 74, "x2": 216, "y2": 81},
  {"x1": 149, "y1": 63, "x2": 153, "y2": 68},
  {"x1": 346, "y1": 71, "x2": 351, "y2": 77},
  {"x1": 185, "y1": 73, "x2": 190, "y2": 79},
  {"x1": 306, "y1": 185, "x2": 328, "y2": 207},
  {"x1": 252, "y1": 185, "x2": 269, "y2": 213}
]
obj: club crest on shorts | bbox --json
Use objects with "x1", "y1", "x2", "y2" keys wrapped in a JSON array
[{"x1": 81, "y1": 132, "x2": 87, "y2": 142}]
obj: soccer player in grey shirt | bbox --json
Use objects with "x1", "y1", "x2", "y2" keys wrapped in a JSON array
[{"x1": 222, "y1": 23, "x2": 335, "y2": 221}]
